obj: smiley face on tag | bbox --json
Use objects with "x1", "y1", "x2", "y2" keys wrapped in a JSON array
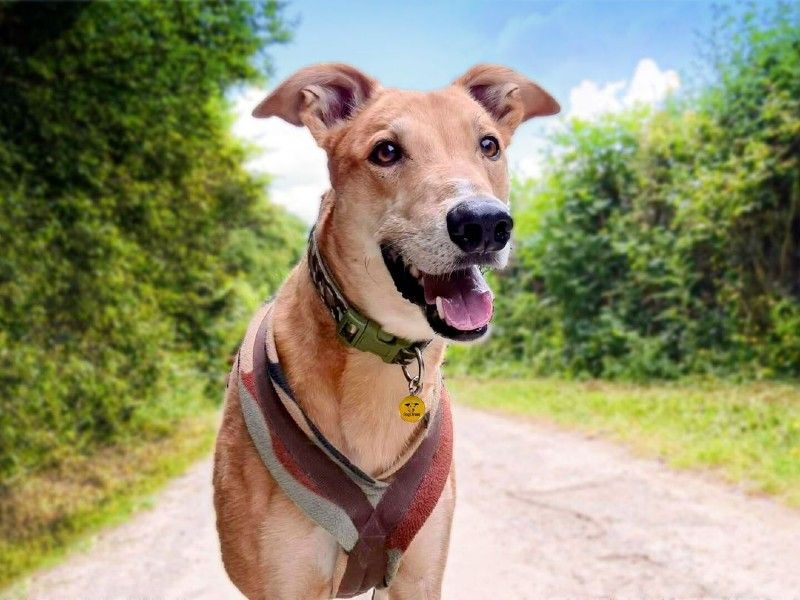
[{"x1": 399, "y1": 395, "x2": 426, "y2": 423}]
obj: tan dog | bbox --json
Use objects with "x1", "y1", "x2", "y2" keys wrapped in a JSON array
[{"x1": 213, "y1": 63, "x2": 558, "y2": 599}]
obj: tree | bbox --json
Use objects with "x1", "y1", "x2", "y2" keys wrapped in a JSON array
[
  {"x1": 0, "y1": 1, "x2": 304, "y2": 480},
  {"x1": 449, "y1": 3, "x2": 800, "y2": 380}
]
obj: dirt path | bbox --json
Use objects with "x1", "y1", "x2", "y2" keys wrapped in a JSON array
[{"x1": 13, "y1": 405, "x2": 800, "y2": 599}]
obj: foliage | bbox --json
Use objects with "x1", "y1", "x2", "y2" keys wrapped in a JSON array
[
  {"x1": 0, "y1": 1, "x2": 304, "y2": 483},
  {"x1": 449, "y1": 3, "x2": 800, "y2": 380}
]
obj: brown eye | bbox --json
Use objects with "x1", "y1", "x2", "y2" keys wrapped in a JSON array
[
  {"x1": 369, "y1": 141, "x2": 403, "y2": 166},
  {"x1": 480, "y1": 135, "x2": 500, "y2": 159}
]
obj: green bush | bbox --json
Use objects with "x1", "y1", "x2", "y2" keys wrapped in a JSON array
[
  {"x1": 450, "y1": 4, "x2": 800, "y2": 381},
  {"x1": 0, "y1": 1, "x2": 304, "y2": 482}
]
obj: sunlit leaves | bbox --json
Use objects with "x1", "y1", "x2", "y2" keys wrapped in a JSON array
[
  {"x1": 450, "y1": 3, "x2": 800, "y2": 381},
  {"x1": 0, "y1": 1, "x2": 301, "y2": 480}
]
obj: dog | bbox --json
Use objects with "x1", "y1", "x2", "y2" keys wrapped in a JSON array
[{"x1": 213, "y1": 63, "x2": 559, "y2": 599}]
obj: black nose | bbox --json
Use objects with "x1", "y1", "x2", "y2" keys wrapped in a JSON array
[{"x1": 446, "y1": 198, "x2": 513, "y2": 254}]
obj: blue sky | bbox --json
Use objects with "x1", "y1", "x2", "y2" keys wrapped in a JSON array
[
  {"x1": 267, "y1": 1, "x2": 715, "y2": 101},
  {"x1": 231, "y1": 1, "x2": 725, "y2": 222}
]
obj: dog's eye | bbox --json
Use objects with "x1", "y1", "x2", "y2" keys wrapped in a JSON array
[
  {"x1": 479, "y1": 136, "x2": 501, "y2": 160},
  {"x1": 369, "y1": 141, "x2": 402, "y2": 166}
]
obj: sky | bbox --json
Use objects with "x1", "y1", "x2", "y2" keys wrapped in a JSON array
[{"x1": 230, "y1": 0, "x2": 721, "y2": 223}]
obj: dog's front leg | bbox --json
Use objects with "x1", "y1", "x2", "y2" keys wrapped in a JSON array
[{"x1": 383, "y1": 473, "x2": 455, "y2": 600}]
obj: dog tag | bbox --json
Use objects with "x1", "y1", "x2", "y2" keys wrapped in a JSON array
[{"x1": 399, "y1": 395, "x2": 426, "y2": 423}]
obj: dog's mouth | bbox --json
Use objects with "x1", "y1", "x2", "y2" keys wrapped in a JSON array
[{"x1": 381, "y1": 245, "x2": 493, "y2": 341}]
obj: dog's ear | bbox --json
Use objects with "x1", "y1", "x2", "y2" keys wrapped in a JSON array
[
  {"x1": 455, "y1": 64, "x2": 559, "y2": 134},
  {"x1": 253, "y1": 63, "x2": 379, "y2": 144}
]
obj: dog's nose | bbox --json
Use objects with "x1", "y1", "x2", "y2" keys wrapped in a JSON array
[{"x1": 446, "y1": 198, "x2": 513, "y2": 254}]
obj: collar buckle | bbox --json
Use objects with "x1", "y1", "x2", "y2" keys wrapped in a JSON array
[
  {"x1": 308, "y1": 227, "x2": 430, "y2": 365},
  {"x1": 338, "y1": 307, "x2": 421, "y2": 364}
]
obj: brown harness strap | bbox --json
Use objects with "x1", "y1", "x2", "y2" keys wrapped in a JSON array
[
  {"x1": 337, "y1": 389, "x2": 447, "y2": 596},
  {"x1": 249, "y1": 316, "x2": 375, "y2": 527},
  {"x1": 242, "y1": 309, "x2": 453, "y2": 597}
]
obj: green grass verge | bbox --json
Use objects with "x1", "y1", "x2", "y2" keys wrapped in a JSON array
[
  {"x1": 448, "y1": 377, "x2": 800, "y2": 506},
  {"x1": 0, "y1": 410, "x2": 219, "y2": 593}
]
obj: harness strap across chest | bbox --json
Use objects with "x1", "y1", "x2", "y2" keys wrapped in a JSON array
[{"x1": 236, "y1": 304, "x2": 453, "y2": 597}]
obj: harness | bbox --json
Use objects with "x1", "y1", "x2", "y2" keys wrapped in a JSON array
[{"x1": 236, "y1": 303, "x2": 453, "y2": 597}]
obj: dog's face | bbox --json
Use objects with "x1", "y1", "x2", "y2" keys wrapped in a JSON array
[{"x1": 255, "y1": 64, "x2": 559, "y2": 343}]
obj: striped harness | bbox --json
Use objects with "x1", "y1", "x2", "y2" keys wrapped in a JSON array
[{"x1": 235, "y1": 304, "x2": 453, "y2": 597}]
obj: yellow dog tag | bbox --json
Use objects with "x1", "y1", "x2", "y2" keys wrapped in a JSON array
[{"x1": 399, "y1": 395, "x2": 426, "y2": 423}]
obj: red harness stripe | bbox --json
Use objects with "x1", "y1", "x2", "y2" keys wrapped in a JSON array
[{"x1": 387, "y1": 392, "x2": 453, "y2": 551}]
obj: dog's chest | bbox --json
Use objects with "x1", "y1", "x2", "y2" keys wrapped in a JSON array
[{"x1": 331, "y1": 357, "x2": 438, "y2": 477}]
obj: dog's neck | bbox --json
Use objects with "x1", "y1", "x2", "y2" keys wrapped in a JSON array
[{"x1": 271, "y1": 203, "x2": 446, "y2": 477}]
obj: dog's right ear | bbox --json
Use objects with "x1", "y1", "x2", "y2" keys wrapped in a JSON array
[
  {"x1": 455, "y1": 64, "x2": 559, "y2": 136},
  {"x1": 253, "y1": 63, "x2": 379, "y2": 144}
]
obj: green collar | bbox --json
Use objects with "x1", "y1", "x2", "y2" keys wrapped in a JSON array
[{"x1": 306, "y1": 228, "x2": 429, "y2": 365}]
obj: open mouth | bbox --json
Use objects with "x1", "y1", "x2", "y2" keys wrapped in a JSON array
[{"x1": 381, "y1": 245, "x2": 494, "y2": 341}]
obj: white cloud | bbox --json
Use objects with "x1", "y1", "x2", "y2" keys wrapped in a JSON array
[
  {"x1": 507, "y1": 128, "x2": 550, "y2": 181},
  {"x1": 624, "y1": 58, "x2": 681, "y2": 106},
  {"x1": 569, "y1": 79, "x2": 627, "y2": 120},
  {"x1": 568, "y1": 58, "x2": 679, "y2": 121},
  {"x1": 231, "y1": 87, "x2": 328, "y2": 224}
]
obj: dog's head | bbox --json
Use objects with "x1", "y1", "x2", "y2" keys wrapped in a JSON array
[{"x1": 254, "y1": 63, "x2": 559, "y2": 343}]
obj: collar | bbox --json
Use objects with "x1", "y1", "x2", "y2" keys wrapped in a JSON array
[{"x1": 306, "y1": 227, "x2": 430, "y2": 365}]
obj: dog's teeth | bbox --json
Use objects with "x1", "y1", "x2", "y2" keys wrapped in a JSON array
[
  {"x1": 409, "y1": 265, "x2": 419, "y2": 278},
  {"x1": 435, "y1": 296, "x2": 445, "y2": 320}
]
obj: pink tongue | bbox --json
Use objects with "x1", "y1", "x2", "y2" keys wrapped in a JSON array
[{"x1": 422, "y1": 266, "x2": 493, "y2": 331}]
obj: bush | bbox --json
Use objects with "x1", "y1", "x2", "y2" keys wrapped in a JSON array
[
  {"x1": 450, "y1": 3, "x2": 800, "y2": 381},
  {"x1": 0, "y1": 1, "x2": 304, "y2": 482}
]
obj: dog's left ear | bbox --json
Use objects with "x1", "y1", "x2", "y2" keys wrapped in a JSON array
[
  {"x1": 455, "y1": 65, "x2": 560, "y2": 134},
  {"x1": 252, "y1": 63, "x2": 379, "y2": 145}
]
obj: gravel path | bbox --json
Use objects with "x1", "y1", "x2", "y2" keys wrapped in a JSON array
[{"x1": 13, "y1": 405, "x2": 800, "y2": 600}]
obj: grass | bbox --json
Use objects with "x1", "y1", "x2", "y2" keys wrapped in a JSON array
[
  {"x1": 0, "y1": 409, "x2": 219, "y2": 593},
  {"x1": 448, "y1": 377, "x2": 800, "y2": 507}
]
